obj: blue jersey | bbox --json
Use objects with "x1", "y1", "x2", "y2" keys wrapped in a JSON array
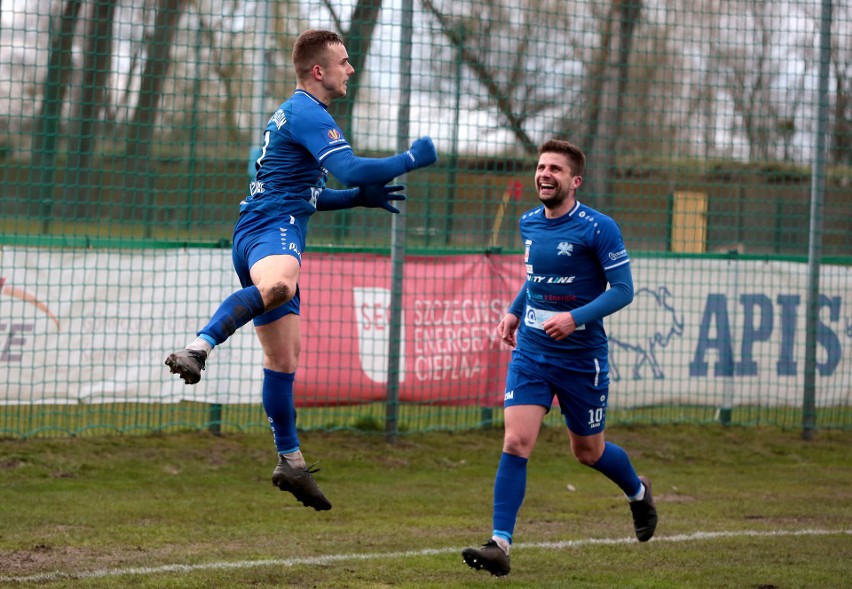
[
  {"x1": 240, "y1": 90, "x2": 351, "y2": 217},
  {"x1": 512, "y1": 201, "x2": 630, "y2": 358}
]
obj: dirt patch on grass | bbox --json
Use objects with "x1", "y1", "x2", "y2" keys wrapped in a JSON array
[{"x1": 0, "y1": 544, "x2": 104, "y2": 577}]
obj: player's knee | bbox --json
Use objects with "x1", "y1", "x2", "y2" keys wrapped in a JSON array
[
  {"x1": 263, "y1": 282, "x2": 294, "y2": 309},
  {"x1": 573, "y1": 446, "x2": 603, "y2": 466},
  {"x1": 502, "y1": 431, "x2": 532, "y2": 456},
  {"x1": 264, "y1": 349, "x2": 299, "y2": 373},
  {"x1": 262, "y1": 333, "x2": 300, "y2": 371},
  {"x1": 575, "y1": 453, "x2": 597, "y2": 467}
]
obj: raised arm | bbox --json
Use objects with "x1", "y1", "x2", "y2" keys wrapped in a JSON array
[{"x1": 322, "y1": 136, "x2": 437, "y2": 187}]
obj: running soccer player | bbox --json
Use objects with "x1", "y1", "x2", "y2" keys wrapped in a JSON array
[
  {"x1": 462, "y1": 139, "x2": 656, "y2": 576},
  {"x1": 165, "y1": 30, "x2": 437, "y2": 511}
]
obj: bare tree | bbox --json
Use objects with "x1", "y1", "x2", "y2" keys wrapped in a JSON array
[
  {"x1": 695, "y1": 0, "x2": 723, "y2": 160},
  {"x1": 153, "y1": 0, "x2": 305, "y2": 155},
  {"x1": 64, "y1": 0, "x2": 117, "y2": 219},
  {"x1": 420, "y1": 0, "x2": 586, "y2": 155},
  {"x1": 580, "y1": 0, "x2": 642, "y2": 209},
  {"x1": 831, "y1": 3, "x2": 852, "y2": 164},
  {"x1": 120, "y1": 0, "x2": 188, "y2": 233},
  {"x1": 318, "y1": 0, "x2": 383, "y2": 139},
  {"x1": 30, "y1": 0, "x2": 84, "y2": 230},
  {"x1": 616, "y1": 0, "x2": 711, "y2": 161},
  {"x1": 125, "y1": 0, "x2": 189, "y2": 159},
  {"x1": 712, "y1": 0, "x2": 794, "y2": 161}
]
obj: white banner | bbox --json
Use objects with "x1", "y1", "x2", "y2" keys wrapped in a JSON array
[
  {"x1": 0, "y1": 248, "x2": 261, "y2": 404},
  {"x1": 607, "y1": 257, "x2": 851, "y2": 408},
  {"x1": 1, "y1": 247, "x2": 849, "y2": 408}
]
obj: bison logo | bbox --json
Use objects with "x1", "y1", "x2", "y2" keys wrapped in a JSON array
[{"x1": 608, "y1": 286, "x2": 682, "y2": 380}]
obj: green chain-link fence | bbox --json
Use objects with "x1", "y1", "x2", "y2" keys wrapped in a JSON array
[{"x1": 1, "y1": 0, "x2": 850, "y2": 438}]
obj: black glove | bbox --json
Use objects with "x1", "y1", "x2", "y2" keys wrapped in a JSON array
[{"x1": 356, "y1": 184, "x2": 407, "y2": 214}]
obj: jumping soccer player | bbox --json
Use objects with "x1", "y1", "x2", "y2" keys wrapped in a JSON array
[
  {"x1": 165, "y1": 30, "x2": 437, "y2": 511},
  {"x1": 462, "y1": 139, "x2": 656, "y2": 576}
]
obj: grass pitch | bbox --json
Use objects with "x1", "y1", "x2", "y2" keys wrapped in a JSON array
[{"x1": 1, "y1": 424, "x2": 850, "y2": 588}]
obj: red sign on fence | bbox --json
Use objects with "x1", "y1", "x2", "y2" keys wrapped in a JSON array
[{"x1": 297, "y1": 253, "x2": 520, "y2": 407}]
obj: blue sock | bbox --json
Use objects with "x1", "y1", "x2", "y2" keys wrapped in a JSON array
[
  {"x1": 590, "y1": 442, "x2": 643, "y2": 497},
  {"x1": 492, "y1": 452, "x2": 528, "y2": 544},
  {"x1": 262, "y1": 368, "x2": 299, "y2": 453},
  {"x1": 197, "y1": 285, "x2": 264, "y2": 345}
]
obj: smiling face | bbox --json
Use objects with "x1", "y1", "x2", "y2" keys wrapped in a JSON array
[{"x1": 535, "y1": 151, "x2": 583, "y2": 217}]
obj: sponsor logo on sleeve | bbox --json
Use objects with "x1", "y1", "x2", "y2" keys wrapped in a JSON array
[
  {"x1": 270, "y1": 109, "x2": 287, "y2": 130},
  {"x1": 326, "y1": 129, "x2": 345, "y2": 144}
]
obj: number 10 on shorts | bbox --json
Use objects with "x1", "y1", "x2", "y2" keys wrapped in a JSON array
[{"x1": 588, "y1": 407, "x2": 604, "y2": 428}]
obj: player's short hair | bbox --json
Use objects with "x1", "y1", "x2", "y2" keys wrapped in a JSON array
[
  {"x1": 539, "y1": 139, "x2": 586, "y2": 177},
  {"x1": 292, "y1": 30, "x2": 345, "y2": 79}
]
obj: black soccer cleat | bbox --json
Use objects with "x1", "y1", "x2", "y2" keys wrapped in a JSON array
[
  {"x1": 272, "y1": 458, "x2": 332, "y2": 511},
  {"x1": 630, "y1": 475, "x2": 658, "y2": 542},
  {"x1": 165, "y1": 349, "x2": 207, "y2": 385},
  {"x1": 462, "y1": 540, "x2": 511, "y2": 576}
]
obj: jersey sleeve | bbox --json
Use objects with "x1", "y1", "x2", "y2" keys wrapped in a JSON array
[
  {"x1": 288, "y1": 104, "x2": 352, "y2": 164},
  {"x1": 322, "y1": 149, "x2": 410, "y2": 188},
  {"x1": 508, "y1": 283, "x2": 526, "y2": 317},
  {"x1": 594, "y1": 215, "x2": 630, "y2": 271},
  {"x1": 568, "y1": 215, "x2": 633, "y2": 326},
  {"x1": 569, "y1": 263, "x2": 634, "y2": 327}
]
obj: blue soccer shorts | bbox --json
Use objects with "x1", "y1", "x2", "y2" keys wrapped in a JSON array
[
  {"x1": 231, "y1": 210, "x2": 309, "y2": 326},
  {"x1": 503, "y1": 347, "x2": 611, "y2": 436}
]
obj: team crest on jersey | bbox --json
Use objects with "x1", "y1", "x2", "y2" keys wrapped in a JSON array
[
  {"x1": 270, "y1": 109, "x2": 287, "y2": 130},
  {"x1": 557, "y1": 242, "x2": 574, "y2": 256}
]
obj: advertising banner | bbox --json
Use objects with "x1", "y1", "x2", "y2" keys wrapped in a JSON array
[{"x1": 1, "y1": 248, "x2": 848, "y2": 408}]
